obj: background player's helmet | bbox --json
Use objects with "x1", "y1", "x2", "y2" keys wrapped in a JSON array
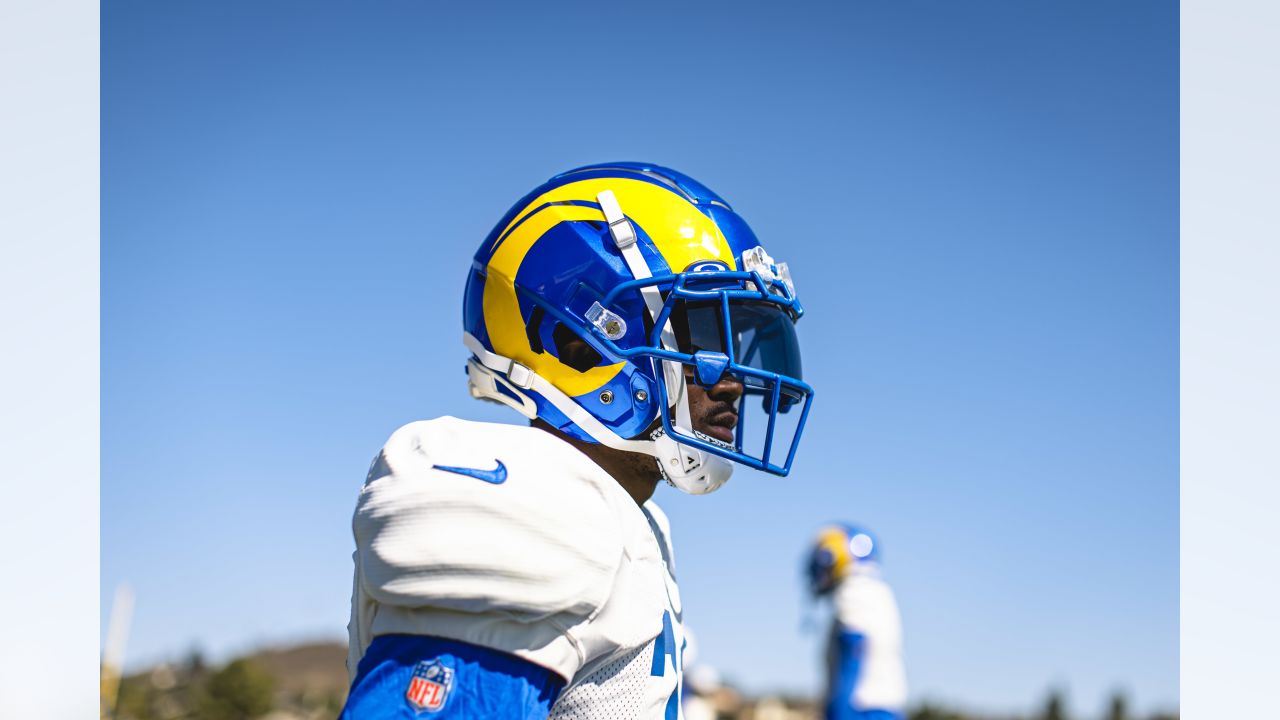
[
  {"x1": 806, "y1": 523, "x2": 881, "y2": 596},
  {"x1": 463, "y1": 162, "x2": 813, "y2": 494}
]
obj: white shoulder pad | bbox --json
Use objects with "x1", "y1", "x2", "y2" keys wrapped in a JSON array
[{"x1": 355, "y1": 417, "x2": 629, "y2": 620}]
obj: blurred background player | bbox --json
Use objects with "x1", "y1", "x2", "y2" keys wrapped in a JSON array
[
  {"x1": 806, "y1": 524, "x2": 907, "y2": 720},
  {"x1": 341, "y1": 163, "x2": 813, "y2": 718}
]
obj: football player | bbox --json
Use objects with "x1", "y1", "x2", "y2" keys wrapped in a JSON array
[
  {"x1": 340, "y1": 163, "x2": 813, "y2": 718},
  {"x1": 806, "y1": 524, "x2": 907, "y2": 720}
]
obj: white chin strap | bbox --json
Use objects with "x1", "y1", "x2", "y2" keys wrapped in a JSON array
[
  {"x1": 461, "y1": 188, "x2": 733, "y2": 496},
  {"x1": 463, "y1": 332, "x2": 732, "y2": 495}
]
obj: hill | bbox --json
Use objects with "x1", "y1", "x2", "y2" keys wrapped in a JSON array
[{"x1": 113, "y1": 641, "x2": 348, "y2": 720}]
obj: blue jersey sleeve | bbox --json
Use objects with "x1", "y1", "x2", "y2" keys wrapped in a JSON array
[
  {"x1": 826, "y1": 630, "x2": 903, "y2": 720},
  {"x1": 340, "y1": 634, "x2": 565, "y2": 719}
]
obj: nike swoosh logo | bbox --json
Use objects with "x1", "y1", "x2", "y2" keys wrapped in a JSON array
[{"x1": 432, "y1": 460, "x2": 507, "y2": 485}]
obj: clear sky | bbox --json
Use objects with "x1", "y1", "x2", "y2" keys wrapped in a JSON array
[{"x1": 102, "y1": 1, "x2": 1178, "y2": 715}]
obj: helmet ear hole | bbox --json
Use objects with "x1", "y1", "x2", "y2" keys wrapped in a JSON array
[
  {"x1": 552, "y1": 323, "x2": 603, "y2": 373},
  {"x1": 525, "y1": 306, "x2": 546, "y2": 354}
]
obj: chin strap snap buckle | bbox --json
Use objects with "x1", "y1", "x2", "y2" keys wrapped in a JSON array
[
  {"x1": 505, "y1": 361, "x2": 534, "y2": 389},
  {"x1": 597, "y1": 190, "x2": 637, "y2": 249}
]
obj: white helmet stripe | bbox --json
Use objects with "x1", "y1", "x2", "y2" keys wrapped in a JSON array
[
  {"x1": 599, "y1": 189, "x2": 696, "y2": 452},
  {"x1": 597, "y1": 190, "x2": 681, "y2": 353}
]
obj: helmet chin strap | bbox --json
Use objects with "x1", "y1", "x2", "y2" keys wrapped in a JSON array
[
  {"x1": 597, "y1": 189, "x2": 733, "y2": 495},
  {"x1": 463, "y1": 332, "x2": 732, "y2": 494},
  {"x1": 463, "y1": 332, "x2": 652, "y2": 454}
]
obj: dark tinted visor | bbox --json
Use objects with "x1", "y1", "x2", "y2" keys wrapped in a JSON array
[{"x1": 670, "y1": 300, "x2": 803, "y2": 381}]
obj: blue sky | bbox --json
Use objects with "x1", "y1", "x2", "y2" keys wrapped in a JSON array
[{"x1": 102, "y1": 1, "x2": 1177, "y2": 715}]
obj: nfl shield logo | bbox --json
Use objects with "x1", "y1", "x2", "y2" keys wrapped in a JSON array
[{"x1": 405, "y1": 659, "x2": 454, "y2": 712}]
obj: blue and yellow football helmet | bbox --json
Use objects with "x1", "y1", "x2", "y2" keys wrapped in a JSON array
[
  {"x1": 806, "y1": 524, "x2": 882, "y2": 596},
  {"x1": 462, "y1": 162, "x2": 813, "y2": 493}
]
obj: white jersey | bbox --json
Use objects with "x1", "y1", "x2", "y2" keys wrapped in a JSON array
[
  {"x1": 348, "y1": 417, "x2": 686, "y2": 719},
  {"x1": 828, "y1": 565, "x2": 907, "y2": 712}
]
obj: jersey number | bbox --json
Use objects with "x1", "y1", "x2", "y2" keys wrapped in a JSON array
[{"x1": 649, "y1": 611, "x2": 681, "y2": 720}]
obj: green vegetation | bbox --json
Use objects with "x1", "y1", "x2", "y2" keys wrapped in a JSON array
[
  {"x1": 110, "y1": 642, "x2": 346, "y2": 720},
  {"x1": 906, "y1": 689, "x2": 1176, "y2": 720},
  {"x1": 194, "y1": 659, "x2": 274, "y2": 720}
]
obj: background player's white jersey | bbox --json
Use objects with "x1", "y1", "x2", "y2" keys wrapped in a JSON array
[
  {"x1": 829, "y1": 565, "x2": 907, "y2": 711},
  {"x1": 349, "y1": 417, "x2": 686, "y2": 718}
]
